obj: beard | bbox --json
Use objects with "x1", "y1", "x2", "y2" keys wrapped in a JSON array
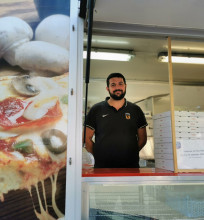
[{"x1": 109, "y1": 89, "x2": 126, "y2": 100}]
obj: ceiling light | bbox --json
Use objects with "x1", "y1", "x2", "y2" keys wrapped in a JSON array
[
  {"x1": 83, "y1": 49, "x2": 135, "y2": 61},
  {"x1": 84, "y1": 39, "x2": 129, "y2": 45},
  {"x1": 158, "y1": 52, "x2": 204, "y2": 64}
]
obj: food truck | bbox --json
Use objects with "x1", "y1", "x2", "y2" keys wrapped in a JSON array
[{"x1": 1, "y1": 0, "x2": 204, "y2": 219}]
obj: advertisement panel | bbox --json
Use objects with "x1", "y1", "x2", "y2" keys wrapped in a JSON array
[{"x1": 0, "y1": 0, "x2": 70, "y2": 219}]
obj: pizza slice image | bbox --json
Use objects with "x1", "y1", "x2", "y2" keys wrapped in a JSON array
[{"x1": 0, "y1": 74, "x2": 68, "y2": 220}]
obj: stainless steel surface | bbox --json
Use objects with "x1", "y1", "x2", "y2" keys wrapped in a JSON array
[{"x1": 82, "y1": 175, "x2": 204, "y2": 184}]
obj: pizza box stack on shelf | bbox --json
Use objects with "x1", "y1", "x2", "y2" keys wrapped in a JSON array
[{"x1": 153, "y1": 111, "x2": 204, "y2": 171}]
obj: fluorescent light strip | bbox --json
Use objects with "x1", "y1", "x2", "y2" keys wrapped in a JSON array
[
  {"x1": 84, "y1": 39, "x2": 129, "y2": 45},
  {"x1": 83, "y1": 51, "x2": 133, "y2": 61},
  {"x1": 158, "y1": 53, "x2": 204, "y2": 64}
]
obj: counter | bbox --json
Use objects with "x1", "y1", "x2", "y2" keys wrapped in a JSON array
[{"x1": 82, "y1": 167, "x2": 204, "y2": 220}]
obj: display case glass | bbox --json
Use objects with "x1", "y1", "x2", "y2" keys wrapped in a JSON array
[{"x1": 82, "y1": 168, "x2": 204, "y2": 220}]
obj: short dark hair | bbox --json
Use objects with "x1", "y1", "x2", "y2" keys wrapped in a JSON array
[{"x1": 106, "y1": 73, "x2": 126, "y2": 87}]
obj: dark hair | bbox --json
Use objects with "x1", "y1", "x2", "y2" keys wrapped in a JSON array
[{"x1": 106, "y1": 73, "x2": 126, "y2": 87}]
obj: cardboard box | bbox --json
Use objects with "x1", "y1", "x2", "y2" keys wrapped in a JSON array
[
  {"x1": 197, "y1": 112, "x2": 204, "y2": 117},
  {"x1": 154, "y1": 126, "x2": 200, "y2": 134},
  {"x1": 154, "y1": 147, "x2": 172, "y2": 154},
  {"x1": 153, "y1": 118, "x2": 201, "y2": 128},
  {"x1": 154, "y1": 130, "x2": 204, "y2": 138},
  {"x1": 153, "y1": 111, "x2": 201, "y2": 120},
  {"x1": 153, "y1": 126, "x2": 199, "y2": 136},
  {"x1": 154, "y1": 137, "x2": 172, "y2": 144},
  {"x1": 154, "y1": 143, "x2": 173, "y2": 154},
  {"x1": 155, "y1": 159, "x2": 174, "y2": 171},
  {"x1": 155, "y1": 153, "x2": 174, "y2": 160}
]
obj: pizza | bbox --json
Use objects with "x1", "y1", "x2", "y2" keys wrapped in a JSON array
[{"x1": 0, "y1": 73, "x2": 68, "y2": 219}]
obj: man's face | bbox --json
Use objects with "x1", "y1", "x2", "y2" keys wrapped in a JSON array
[{"x1": 106, "y1": 77, "x2": 126, "y2": 100}]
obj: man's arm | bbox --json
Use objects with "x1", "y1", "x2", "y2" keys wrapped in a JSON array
[
  {"x1": 84, "y1": 127, "x2": 95, "y2": 155},
  {"x1": 137, "y1": 127, "x2": 147, "y2": 151}
]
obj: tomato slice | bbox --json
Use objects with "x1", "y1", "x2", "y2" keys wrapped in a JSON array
[
  {"x1": 0, "y1": 137, "x2": 16, "y2": 153},
  {"x1": 0, "y1": 97, "x2": 62, "y2": 130}
]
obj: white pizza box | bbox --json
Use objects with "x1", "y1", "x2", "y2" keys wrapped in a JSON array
[
  {"x1": 187, "y1": 121, "x2": 201, "y2": 127},
  {"x1": 173, "y1": 116, "x2": 199, "y2": 122},
  {"x1": 155, "y1": 159, "x2": 174, "y2": 171},
  {"x1": 176, "y1": 132, "x2": 204, "y2": 138},
  {"x1": 197, "y1": 118, "x2": 204, "y2": 127},
  {"x1": 154, "y1": 147, "x2": 172, "y2": 154},
  {"x1": 154, "y1": 120, "x2": 197, "y2": 128},
  {"x1": 154, "y1": 143, "x2": 173, "y2": 154},
  {"x1": 153, "y1": 111, "x2": 171, "y2": 119},
  {"x1": 153, "y1": 117, "x2": 200, "y2": 128},
  {"x1": 199, "y1": 127, "x2": 204, "y2": 132},
  {"x1": 153, "y1": 111, "x2": 200, "y2": 120},
  {"x1": 153, "y1": 126, "x2": 200, "y2": 134},
  {"x1": 154, "y1": 136, "x2": 204, "y2": 144},
  {"x1": 154, "y1": 141, "x2": 185, "y2": 152},
  {"x1": 154, "y1": 137, "x2": 172, "y2": 144},
  {"x1": 153, "y1": 119, "x2": 171, "y2": 128},
  {"x1": 197, "y1": 112, "x2": 204, "y2": 117},
  {"x1": 186, "y1": 111, "x2": 199, "y2": 117},
  {"x1": 154, "y1": 153, "x2": 174, "y2": 160},
  {"x1": 153, "y1": 111, "x2": 187, "y2": 119},
  {"x1": 154, "y1": 130, "x2": 204, "y2": 138}
]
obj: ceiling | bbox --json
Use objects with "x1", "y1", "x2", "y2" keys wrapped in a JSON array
[
  {"x1": 84, "y1": 35, "x2": 204, "y2": 84},
  {"x1": 83, "y1": 0, "x2": 204, "y2": 85}
]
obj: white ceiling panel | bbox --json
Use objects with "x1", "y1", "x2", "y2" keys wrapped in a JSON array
[{"x1": 94, "y1": 0, "x2": 204, "y2": 29}]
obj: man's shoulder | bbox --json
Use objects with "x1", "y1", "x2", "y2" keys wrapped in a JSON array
[
  {"x1": 127, "y1": 101, "x2": 141, "y2": 110},
  {"x1": 90, "y1": 100, "x2": 106, "y2": 110}
]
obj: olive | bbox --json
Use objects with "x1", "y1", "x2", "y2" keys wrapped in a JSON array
[{"x1": 41, "y1": 129, "x2": 67, "y2": 154}]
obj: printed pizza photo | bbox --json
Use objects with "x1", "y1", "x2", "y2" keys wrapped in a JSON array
[
  {"x1": 0, "y1": 74, "x2": 68, "y2": 219},
  {"x1": 0, "y1": 4, "x2": 70, "y2": 219}
]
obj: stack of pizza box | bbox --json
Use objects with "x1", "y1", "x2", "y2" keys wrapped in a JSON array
[{"x1": 153, "y1": 111, "x2": 204, "y2": 171}]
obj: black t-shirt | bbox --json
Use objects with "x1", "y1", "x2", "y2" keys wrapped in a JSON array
[{"x1": 86, "y1": 98, "x2": 148, "y2": 168}]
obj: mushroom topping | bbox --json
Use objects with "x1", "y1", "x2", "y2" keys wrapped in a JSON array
[
  {"x1": 41, "y1": 129, "x2": 67, "y2": 154},
  {"x1": 12, "y1": 75, "x2": 40, "y2": 96}
]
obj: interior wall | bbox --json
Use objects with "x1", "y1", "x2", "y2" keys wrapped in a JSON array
[
  {"x1": 84, "y1": 80, "x2": 170, "y2": 109},
  {"x1": 94, "y1": 0, "x2": 204, "y2": 30},
  {"x1": 174, "y1": 85, "x2": 204, "y2": 111},
  {"x1": 85, "y1": 79, "x2": 204, "y2": 114}
]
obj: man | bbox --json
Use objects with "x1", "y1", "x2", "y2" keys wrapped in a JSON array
[{"x1": 85, "y1": 73, "x2": 148, "y2": 168}]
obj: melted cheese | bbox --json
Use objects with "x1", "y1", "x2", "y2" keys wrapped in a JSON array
[
  {"x1": 29, "y1": 172, "x2": 64, "y2": 220},
  {"x1": 50, "y1": 173, "x2": 64, "y2": 218}
]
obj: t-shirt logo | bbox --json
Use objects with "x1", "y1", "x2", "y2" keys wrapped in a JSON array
[{"x1": 125, "y1": 113, "x2": 130, "y2": 119}]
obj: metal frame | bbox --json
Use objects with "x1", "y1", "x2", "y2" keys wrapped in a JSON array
[
  {"x1": 65, "y1": 0, "x2": 84, "y2": 219},
  {"x1": 92, "y1": 21, "x2": 204, "y2": 40},
  {"x1": 82, "y1": 175, "x2": 204, "y2": 184}
]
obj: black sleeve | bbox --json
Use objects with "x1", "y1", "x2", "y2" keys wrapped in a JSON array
[
  {"x1": 85, "y1": 105, "x2": 96, "y2": 130},
  {"x1": 137, "y1": 106, "x2": 148, "y2": 129}
]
